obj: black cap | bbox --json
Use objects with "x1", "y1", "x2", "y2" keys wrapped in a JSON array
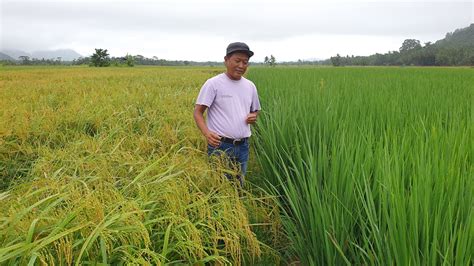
[{"x1": 226, "y1": 42, "x2": 254, "y2": 58}]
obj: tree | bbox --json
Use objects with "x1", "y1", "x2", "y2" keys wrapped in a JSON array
[
  {"x1": 264, "y1": 56, "x2": 269, "y2": 65},
  {"x1": 269, "y1": 55, "x2": 276, "y2": 67},
  {"x1": 73, "y1": 57, "x2": 91, "y2": 65},
  {"x1": 90, "y1": 48, "x2": 110, "y2": 67},
  {"x1": 19, "y1": 55, "x2": 30, "y2": 65},
  {"x1": 399, "y1": 39, "x2": 422, "y2": 53},
  {"x1": 125, "y1": 54, "x2": 135, "y2": 67},
  {"x1": 330, "y1": 54, "x2": 342, "y2": 66}
]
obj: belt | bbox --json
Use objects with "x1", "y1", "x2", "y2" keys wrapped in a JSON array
[{"x1": 220, "y1": 136, "x2": 248, "y2": 145}]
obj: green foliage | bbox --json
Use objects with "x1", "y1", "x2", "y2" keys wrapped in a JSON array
[
  {"x1": 330, "y1": 54, "x2": 342, "y2": 66},
  {"x1": 264, "y1": 55, "x2": 277, "y2": 67},
  {"x1": 250, "y1": 67, "x2": 473, "y2": 265},
  {"x1": 437, "y1": 23, "x2": 474, "y2": 48},
  {"x1": 332, "y1": 24, "x2": 474, "y2": 66},
  {"x1": 90, "y1": 48, "x2": 110, "y2": 67},
  {"x1": 399, "y1": 39, "x2": 422, "y2": 53},
  {"x1": 269, "y1": 55, "x2": 276, "y2": 67},
  {"x1": 125, "y1": 54, "x2": 135, "y2": 67},
  {"x1": 18, "y1": 56, "x2": 30, "y2": 65}
]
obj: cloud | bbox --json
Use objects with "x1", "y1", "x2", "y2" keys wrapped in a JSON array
[{"x1": 1, "y1": 0, "x2": 472, "y2": 60}]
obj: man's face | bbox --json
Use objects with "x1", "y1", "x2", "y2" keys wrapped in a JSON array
[{"x1": 224, "y1": 52, "x2": 250, "y2": 80}]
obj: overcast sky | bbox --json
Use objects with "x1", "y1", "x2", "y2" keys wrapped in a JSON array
[{"x1": 1, "y1": 0, "x2": 473, "y2": 62}]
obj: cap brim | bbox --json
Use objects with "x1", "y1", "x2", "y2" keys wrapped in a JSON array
[{"x1": 227, "y1": 49, "x2": 254, "y2": 58}]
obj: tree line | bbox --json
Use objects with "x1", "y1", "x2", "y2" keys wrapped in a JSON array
[
  {"x1": 1, "y1": 49, "x2": 279, "y2": 67},
  {"x1": 2, "y1": 56, "x2": 66, "y2": 66},
  {"x1": 330, "y1": 40, "x2": 474, "y2": 66},
  {"x1": 0, "y1": 49, "x2": 225, "y2": 67},
  {"x1": 74, "y1": 49, "x2": 225, "y2": 67},
  {"x1": 330, "y1": 25, "x2": 474, "y2": 66}
]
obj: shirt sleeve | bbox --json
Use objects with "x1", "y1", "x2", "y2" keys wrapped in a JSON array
[
  {"x1": 196, "y1": 79, "x2": 216, "y2": 107},
  {"x1": 250, "y1": 84, "x2": 261, "y2": 112}
]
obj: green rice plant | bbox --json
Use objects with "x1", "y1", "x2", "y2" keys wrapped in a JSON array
[{"x1": 250, "y1": 67, "x2": 473, "y2": 265}]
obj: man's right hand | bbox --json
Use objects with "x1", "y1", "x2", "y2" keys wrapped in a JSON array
[{"x1": 205, "y1": 131, "x2": 221, "y2": 147}]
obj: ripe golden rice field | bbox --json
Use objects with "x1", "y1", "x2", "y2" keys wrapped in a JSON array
[{"x1": 0, "y1": 66, "x2": 283, "y2": 265}]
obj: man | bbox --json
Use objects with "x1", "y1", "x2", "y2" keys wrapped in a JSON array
[{"x1": 194, "y1": 42, "x2": 261, "y2": 186}]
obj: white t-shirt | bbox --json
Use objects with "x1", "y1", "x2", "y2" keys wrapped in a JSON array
[{"x1": 196, "y1": 73, "x2": 261, "y2": 139}]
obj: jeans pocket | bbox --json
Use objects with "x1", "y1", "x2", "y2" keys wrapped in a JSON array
[
  {"x1": 208, "y1": 142, "x2": 221, "y2": 149},
  {"x1": 207, "y1": 142, "x2": 222, "y2": 156},
  {"x1": 207, "y1": 144, "x2": 215, "y2": 155}
]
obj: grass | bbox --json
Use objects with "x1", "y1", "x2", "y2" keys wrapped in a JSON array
[{"x1": 249, "y1": 67, "x2": 473, "y2": 265}]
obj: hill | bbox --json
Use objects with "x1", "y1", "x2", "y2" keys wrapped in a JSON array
[
  {"x1": 32, "y1": 49, "x2": 83, "y2": 61},
  {"x1": 1, "y1": 49, "x2": 30, "y2": 60},
  {"x1": 0, "y1": 52, "x2": 15, "y2": 61},
  {"x1": 1, "y1": 49, "x2": 83, "y2": 61},
  {"x1": 435, "y1": 23, "x2": 474, "y2": 49},
  {"x1": 329, "y1": 23, "x2": 474, "y2": 66}
]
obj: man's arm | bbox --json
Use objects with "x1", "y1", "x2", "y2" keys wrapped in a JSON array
[{"x1": 194, "y1": 104, "x2": 221, "y2": 147}]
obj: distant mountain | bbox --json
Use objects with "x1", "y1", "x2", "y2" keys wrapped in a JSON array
[
  {"x1": 1, "y1": 49, "x2": 31, "y2": 60},
  {"x1": 0, "y1": 52, "x2": 15, "y2": 61},
  {"x1": 31, "y1": 49, "x2": 83, "y2": 61},
  {"x1": 1, "y1": 49, "x2": 83, "y2": 61}
]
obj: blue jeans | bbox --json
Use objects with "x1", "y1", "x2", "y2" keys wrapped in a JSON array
[{"x1": 207, "y1": 139, "x2": 249, "y2": 186}]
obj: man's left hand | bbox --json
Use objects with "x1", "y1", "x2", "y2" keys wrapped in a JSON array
[{"x1": 246, "y1": 112, "x2": 258, "y2": 124}]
